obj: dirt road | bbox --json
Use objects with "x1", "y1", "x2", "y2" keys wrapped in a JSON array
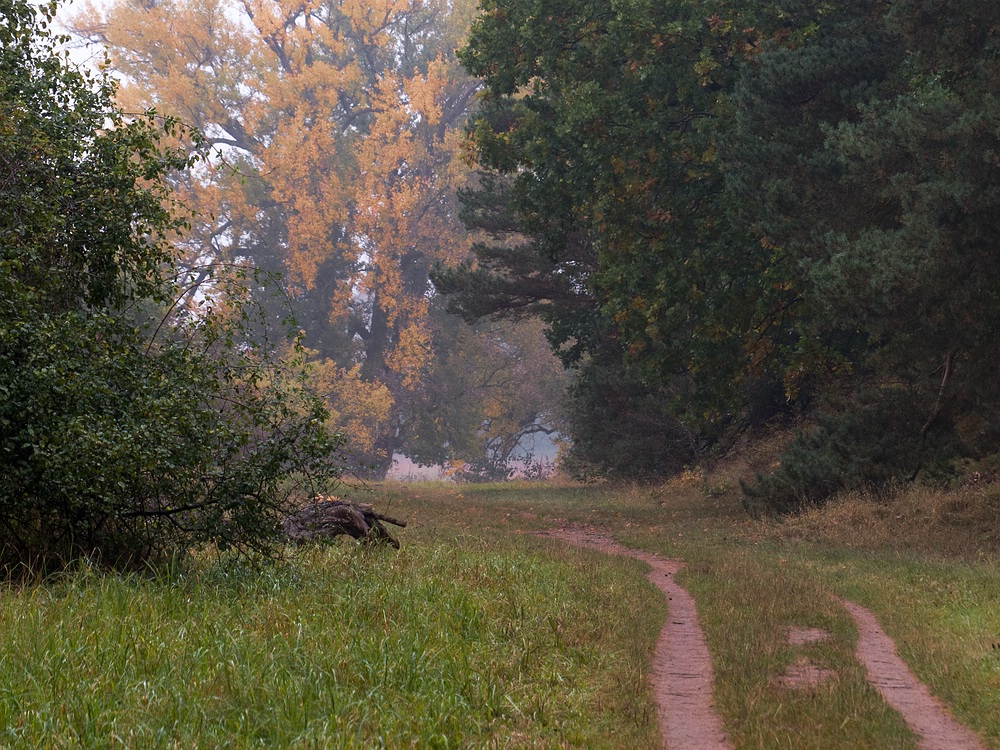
[
  {"x1": 543, "y1": 526, "x2": 985, "y2": 750},
  {"x1": 542, "y1": 528, "x2": 732, "y2": 749}
]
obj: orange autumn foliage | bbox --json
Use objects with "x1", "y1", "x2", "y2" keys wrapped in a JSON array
[
  {"x1": 311, "y1": 361, "x2": 394, "y2": 455},
  {"x1": 71, "y1": 0, "x2": 481, "y2": 473}
]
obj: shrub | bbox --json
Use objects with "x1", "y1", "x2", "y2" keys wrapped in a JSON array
[
  {"x1": 741, "y1": 387, "x2": 961, "y2": 515},
  {"x1": 0, "y1": 0, "x2": 342, "y2": 574}
]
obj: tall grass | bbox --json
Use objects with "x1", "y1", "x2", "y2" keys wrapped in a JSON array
[
  {"x1": 0, "y1": 536, "x2": 660, "y2": 748},
  {"x1": 378, "y1": 474, "x2": 1000, "y2": 749},
  {"x1": 5, "y1": 460, "x2": 997, "y2": 748}
]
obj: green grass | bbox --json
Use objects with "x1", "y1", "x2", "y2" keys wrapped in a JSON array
[
  {"x1": 670, "y1": 541, "x2": 1000, "y2": 749},
  {"x1": 369, "y1": 478, "x2": 1000, "y2": 749},
  {"x1": 786, "y1": 549, "x2": 1000, "y2": 748},
  {"x1": 0, "y1": 532, "x2": 661, "y2": 748},
  {"x1": 3, "y1": 473, "x2": 998, "y2": 748},
  {"x1": 674, "y1": 550, "x2": 916, "y2": 750}
]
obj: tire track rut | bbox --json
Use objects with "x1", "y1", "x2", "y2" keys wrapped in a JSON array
[
  {"x1": 541, "y1": 527, "x2": 986, "y2": 750},
  {"x1": 541, "y1": 527, "x2": 732, "y2": 750},
  {"x1": 842, "y1": 599, "x2": 986, "y2": 750}
]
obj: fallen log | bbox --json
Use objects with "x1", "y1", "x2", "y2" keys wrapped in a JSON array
[{"x1": 284, "y1": 498, "x2": 407, "y2": 549}]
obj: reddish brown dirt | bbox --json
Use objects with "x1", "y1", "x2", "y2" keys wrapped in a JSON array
[
  {"x1": 787, "y1": 626, "x2": 831, "y2": 646},
  {"x1": 841, "y1": 599, "x2": 986, "y2": 750},
  {"x1": 540, "y1": 527, "x2": 732, "y2": 750},
  {"x1": 538, "y1": 527, "x2": 984, "y2": 749}
]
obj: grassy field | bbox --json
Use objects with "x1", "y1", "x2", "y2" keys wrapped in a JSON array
[
  {"x1": 1, "y1": 455, "x2": 998, "y2": 748},
  {"x1": 0, "y1": 505, "x2": 661, "y2": 748},
  {"x1": 365, "y1": 468, "x2": 1000, "y2": 749}
]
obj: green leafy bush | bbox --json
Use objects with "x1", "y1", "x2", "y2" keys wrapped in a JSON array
[{"x1": 0, "y1": 0, "x2": 342, "y2": 574}]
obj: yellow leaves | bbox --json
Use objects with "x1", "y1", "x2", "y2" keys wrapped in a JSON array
[
  {"x1": 312, "y1": 361, "x2": 394, "y2": 452},
  {"x1": 92, "y1": 0, "x2": 481, "y2": 464},
  {"x1": 239, "y1": 0, "x2": 285, "y2": 39},
  {"x1": 267, "y1": 113, "x2": 350, "y2": 290},
  {"x1": 81, "y1": 0, "x2": 271, "y2": 157},
  {"x1": 341, "y1": 0, "x2": 409, "y2": 38},
  {"x1": 386, "y1": 322, "x2": 432, "y2": 389},
  {"x1": 405, "y1": 57, "x2": 448, "y2": 129},
  {"x1": 349, "y1": 61, "x2": 472, "y2": 329}
]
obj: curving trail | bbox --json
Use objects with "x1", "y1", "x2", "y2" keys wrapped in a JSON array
[
  {"x1": 541, "y1": 527, "x2": 732, "y2": 750},
  {"x1": 841, "y1": 599, "x2": 986, "y2": 750},
  {"x1": 541, "y1": 526, "x2": 987, "y2": 750}
]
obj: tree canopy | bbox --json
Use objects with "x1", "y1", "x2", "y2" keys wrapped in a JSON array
[
  {"x1": 43, "y1": 0, "x2": 1000, "y2": 499},
  {"x1": 439, "y1": 0, "x2": 787, "y2": 478},
  {"x1": 70, "y1": 0, "x2": 510, "y2": 477},
  {"x1": 442, "y1": 0, "x2": 1000, "y2": 498},
  {"x1": 732, "y1": 0, "x2": 1000, "y2": 506}
]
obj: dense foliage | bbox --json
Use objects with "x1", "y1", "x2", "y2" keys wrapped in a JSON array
[
  {"x1": 443, "y1": 0, "x2": 1000, "y2": 502},
  {"x1": 70, "y1": 0, "x2": 569, "y2": 480},
  {"x1": 732, "y1": 0, "x2": 1000, "y2": 506},
  {"x1": 440, "y1": 0, "x2": 788, "y2": 480},
  {"x1": 0, "y1": 0, "x2": 342, "y2": 573}
]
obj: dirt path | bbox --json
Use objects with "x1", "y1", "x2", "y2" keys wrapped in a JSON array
[
  {"x1": 541, "y1": 526, "x2": 986, "y2": 750},
  {"x1": 841, "y1": 599, "x2": 986, "y2": 750},
  {"x1": 541, "y1": 527, "x2": 732, "y2": 750}
]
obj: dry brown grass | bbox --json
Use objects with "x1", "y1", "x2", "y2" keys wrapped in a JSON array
[
  {"x1": 699, "y1": 424, "x2": 797, "y2": 498},
  {"x1": 672, "y1": 423, "x2": 1000, "y2": 563},
  {"x1": 748, "y1": 485, "x2": 1000, "y2": 562}
]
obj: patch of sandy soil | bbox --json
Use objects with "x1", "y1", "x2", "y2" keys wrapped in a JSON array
[
  {"x1": 774, "y1": 655, "x2": 836, "y2": 689},
  {"x1": 776, "y1": 628, "x2": 836, "y2": 689},
  {"x1": 540, "y1": 527, "x2": 732, "y2": 750},
  {"x1": 841, "y1": 599, "x2": 986, "y2": 750},
  {"x1": 787, "y1": 626, "x2": 831, "y2": 646}
]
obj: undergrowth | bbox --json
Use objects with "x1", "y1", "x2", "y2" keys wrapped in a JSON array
[{"x1": 4, "y1": 433, "x2": 999, "y2": 749}]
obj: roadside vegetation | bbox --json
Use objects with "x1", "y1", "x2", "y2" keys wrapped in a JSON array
[
  {"x1": 3, "y1": 441, "x2": 996, "y2": 747},
  {"x1": 372, "y1": 445, "x2": 1000, "y2": 749},
  {"x1": 2, "y1": 0, "x2": 998, "y2": 745},
  {"x1": 11, "y1": 425, "x2": 985, "y2": 749},
  {"x1": 1, "y1": 0, "x2": 343, "y2": 575},
  {"x1": 0, "y1": 518, "x2": 661, "y2": 748}
]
